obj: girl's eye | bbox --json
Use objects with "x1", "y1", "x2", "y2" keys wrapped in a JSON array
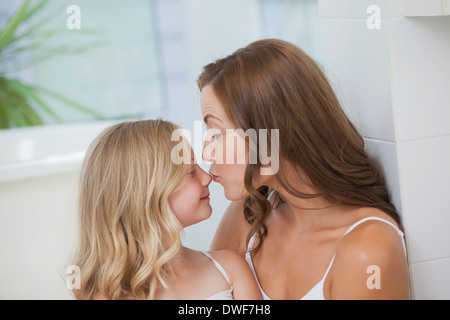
[{"x1": 188, "y1": 168, "x2": 196, "y2": 176}]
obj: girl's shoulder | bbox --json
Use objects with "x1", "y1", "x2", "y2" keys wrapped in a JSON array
[
  {"x1": 205, "y1": 250, "x2": 253, "y2": 282},
  {"x1": 205, "y1": 249, "x2": 247, "y2": 271},
  {"x1": 206, "y1": 250, "x2": 262, "y2": 299},
  {"x1": 207, "y1": 249, "x2": 247, "y2": 266}
]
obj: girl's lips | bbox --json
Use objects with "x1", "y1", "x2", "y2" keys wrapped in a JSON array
[
  {"x1": 200, "y1": 194, "x2": 210, "y2": 200},
  {"x1": 210, "y1": 173, "x2": 219, "y2": 182}
]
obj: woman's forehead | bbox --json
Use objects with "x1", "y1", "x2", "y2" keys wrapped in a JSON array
[{"x1": 200, "y1": 85, "x2": 233, "y2": 127}]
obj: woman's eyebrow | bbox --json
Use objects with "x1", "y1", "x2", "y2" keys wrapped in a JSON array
[{"x1": 203, "y1": 114, "x2": 222, "y2": 125}]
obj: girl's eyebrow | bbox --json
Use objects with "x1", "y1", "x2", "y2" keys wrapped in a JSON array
[{"x1": 187, "y1": 157, "x2": 195, "y2": 165}]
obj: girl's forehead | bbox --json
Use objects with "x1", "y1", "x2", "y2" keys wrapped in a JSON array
[{"x1": 180, "y1": 140, "x2": 196, "y2": 164}]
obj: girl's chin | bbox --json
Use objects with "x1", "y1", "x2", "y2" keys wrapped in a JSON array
[{"x1": 182, "y1": 206, "x2": 212, "y2": 228}]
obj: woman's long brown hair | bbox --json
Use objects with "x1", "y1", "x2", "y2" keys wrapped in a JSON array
[{"x1": 197, "y1": 39, "x2": 401, "y2": 252}]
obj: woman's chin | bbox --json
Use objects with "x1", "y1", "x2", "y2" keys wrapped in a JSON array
[{"x1": 224, "y1": 187, "x2": 247, "y2": 201}]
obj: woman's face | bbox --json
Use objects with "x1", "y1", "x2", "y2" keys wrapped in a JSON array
[
  {"x1": 169, "y1": 148, "x2": 212, "y2": 228},
  {"x1": 200, "y1": 84, "x2": 249, "y2": 201}
]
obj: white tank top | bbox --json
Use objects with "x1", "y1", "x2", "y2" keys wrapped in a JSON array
[
  {"x1": 202, "y1": 252, "x2": 234, "y2": 300},
  {"x1": 245, "y1": 216, "x2": 407, "y2": 300}
]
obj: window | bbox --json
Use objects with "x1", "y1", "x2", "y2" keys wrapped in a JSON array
[{"x1": 0, "y1": 0, "x2": 321, "y2": 128}]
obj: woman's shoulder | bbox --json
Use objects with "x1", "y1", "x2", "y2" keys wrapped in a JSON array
[
  {"x1": 327, "y1": 208, "x2": 410, "y2": 299},
  {"x1": 336, "y1": 207, "x2": 405, "y2": 261}
]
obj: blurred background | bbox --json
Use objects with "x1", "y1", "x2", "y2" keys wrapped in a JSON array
[{"x1": 0, "y1": 0, "x2": 449, "y2": 299}]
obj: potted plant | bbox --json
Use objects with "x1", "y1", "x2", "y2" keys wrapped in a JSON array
[{"x1": 0, "y1": 0, "x2": 103, "y2": 129}]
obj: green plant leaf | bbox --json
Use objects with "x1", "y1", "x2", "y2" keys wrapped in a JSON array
[
  {"x1": 0, "y1": 0, "x2": 32, "y2": 50},
  {"x1": 2, "y1": 0, "x2": 54, "y2": 50},
  {"x1": 0, "y1": 0, "x2": 106, "y2": 128},
  {"x1": 23, "y1": 0, "x2": 50, "y2": 21},
  {"x1": 4, "y1": 78, "x2": 62, "y2": 122},
  {"x1": 13, "y1": 92, "x2": 44, "y2": 126},
  {"x1": 0, "y1": 77, "x2": 44, "y2": 127},
  {"x1": 0, "y1": 95, "x2": 12, "y2": 128},
  {"x1": 36, "y1": 85, "x2": 105, "y2": 120}
]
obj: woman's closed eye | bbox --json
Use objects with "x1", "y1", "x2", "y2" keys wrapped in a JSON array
[
  {"x1": 205, "y1": 127, "x2": 223, "y2": 141},
  {"x1": 212, "y1": 133, "x2": 222, "y2": 140}
]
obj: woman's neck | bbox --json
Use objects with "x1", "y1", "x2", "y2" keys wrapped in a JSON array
[
  {"x1": 265, "y1": 172, "x2": 344, "y2": 232},
  {"x1": 276, "y1": 191, "x2": 335, "y2": 227}
]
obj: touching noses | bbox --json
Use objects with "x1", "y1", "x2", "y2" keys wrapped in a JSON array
[
  {"x1": 202, "y1": 139, "x2": 214, "y2": 163},
  {"x1": 200, "y1": 167, "x2": 212, "y2": 186}
]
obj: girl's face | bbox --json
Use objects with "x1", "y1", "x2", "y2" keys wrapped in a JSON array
[
  {"x1": 168, "y1": 149, "x2": 213, "y2": 228},
  {"x1": 200, "y1": 84, "x2": 250, "y2": 201}
]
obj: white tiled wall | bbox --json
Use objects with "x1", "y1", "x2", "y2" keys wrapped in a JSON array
[
  {"x1": 399, "y1": 137, "x2": 450, "y2": 263},
  {"x1": 319, "y1": 1, "x2": 396, "y2": 142},
  {"x1": 410, "y1": 258, "x2": 450, "y2": 299},
  {"x1": 318, "y1": 0, "x2": 450, "y2": 299},
  {"x1": 364, "y1": 138, "x2": 402, "y2": 214},
  {"x1": 389, "y1": 16, "x2": 450, "y2": 141},
  {"x1": 400, "y1": 0, "x2": 450, "y2": 16}
]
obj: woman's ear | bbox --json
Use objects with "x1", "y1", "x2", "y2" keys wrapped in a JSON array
[{"x1": 252, "y1": 163, "x2": 277, "y2": 188}]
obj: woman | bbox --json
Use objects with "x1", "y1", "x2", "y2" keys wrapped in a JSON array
[{"x1": 198, "y1": 39, "x2": 410, "y2": 299}]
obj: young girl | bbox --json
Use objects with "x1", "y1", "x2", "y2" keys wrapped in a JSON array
[{"x1": 71, "y1": 119, "x2": 261, "y2": 300}]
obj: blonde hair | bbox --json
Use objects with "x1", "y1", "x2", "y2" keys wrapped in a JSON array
[{"x1": 72, "y1": 119, "x2": 186, "y2": 299}]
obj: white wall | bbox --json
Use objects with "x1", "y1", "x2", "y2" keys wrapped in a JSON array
[
  {"x1": 0, "y1": 121, "x2": 116, "y2": 299},
  {"x1": 0, "y1": 171, "x2": 78, "y2": 299},
  {"x1": 318, "y1": 0, "x2": 450, "y2": 299}
]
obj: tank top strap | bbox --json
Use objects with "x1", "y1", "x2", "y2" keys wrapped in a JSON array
[
  {"x1": 267, "y1": 189, "x2": 277, "y2": 201},
  {"x1": 343, "y1": 217, "x2": 407, "y2": 255},
  {"x1": 319, "y1": 254, "x2": 336, "y2": 284},
  {"x1": 202, "y1": 252, "x2": 232, "y2": 287},
  {"x1": 247, "y1": 233, "x2": 257, "y2": 252},
  {"x1": 344, "y1": 216, "x2": 403, "y2": 236}
]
